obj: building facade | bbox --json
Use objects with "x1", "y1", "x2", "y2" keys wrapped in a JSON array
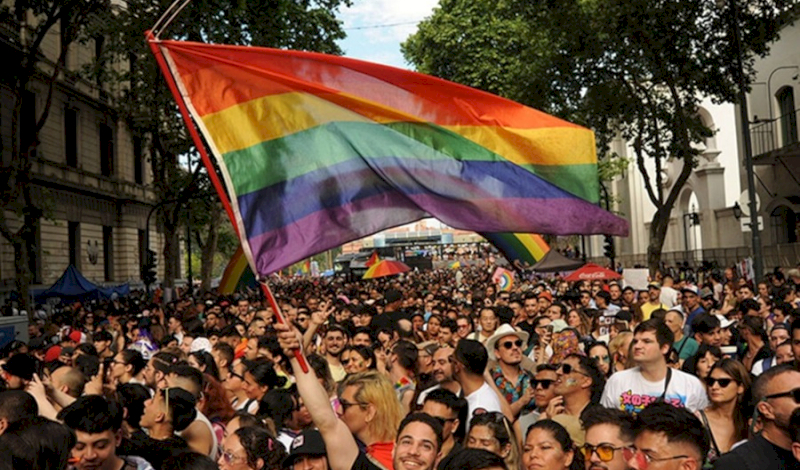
[{"x1": 0, "y1": 11, "x2": 171, "y2": 295}]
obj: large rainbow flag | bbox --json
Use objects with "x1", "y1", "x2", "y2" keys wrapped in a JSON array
[{"x1": 152, "y1": 40, "x2": 628, "y2": 275}]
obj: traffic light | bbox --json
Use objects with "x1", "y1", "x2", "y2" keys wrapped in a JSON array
[
  {"x1": 143, "y1": 249, "x2": 157, "y2": 286},
  {"x1": 603, "y1": 235, "x2": 615, "y2": 260}
]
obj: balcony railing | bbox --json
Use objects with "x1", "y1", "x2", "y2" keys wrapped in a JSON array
[{"x1": 750, "y1": 107, "x2": 800, "y2": 160}]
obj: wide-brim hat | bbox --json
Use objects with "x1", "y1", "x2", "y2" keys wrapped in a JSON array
[{"x1": 485, "y1": 324, "x2": 529, "y2": 361}]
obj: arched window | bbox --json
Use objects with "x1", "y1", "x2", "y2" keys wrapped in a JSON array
[
  {"x1": 770, "y1": 205, "x2": 797, "y2": 244},
  {"x1": 776, "y1": 86, "x2": 797, "y2": 146}
]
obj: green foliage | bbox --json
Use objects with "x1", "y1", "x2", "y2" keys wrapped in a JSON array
[{"x1": 404, "y1": 0, "x2": 794, "y2": 270}]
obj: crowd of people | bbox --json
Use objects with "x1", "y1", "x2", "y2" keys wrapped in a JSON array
[{"x1": 1, "y1": 262, "x2": 800, "y2": 470}]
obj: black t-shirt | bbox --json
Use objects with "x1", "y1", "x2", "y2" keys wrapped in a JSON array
[
  {"x1": 713, "y1": 434, "x2": 800, "y2": 470},
  {"x1": 119, "y1": 433, "x2": 189, "y2": 470},
  {"x1": 351, "y1": 451, "x2": 384, "y2": 470}
]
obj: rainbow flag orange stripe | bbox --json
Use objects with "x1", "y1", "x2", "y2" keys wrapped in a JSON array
[
  {"x1": 154, "y1": 40, "x2": 628, "y2": 275},
  {"x1": 218, "y1": 246, "x2": 256, "y2": 294}
]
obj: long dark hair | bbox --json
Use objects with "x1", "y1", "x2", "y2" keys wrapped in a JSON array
[
  {"x1": 707, "y1": 358, "x2": 752, "y2": 442},
  {"x1": 234, "y1": 426, "x2": 286, "y2": 470}
]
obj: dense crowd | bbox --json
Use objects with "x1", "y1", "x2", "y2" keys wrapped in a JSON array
[{"x1": 2, "y1": 263, "x2": 800, "y2": 470}]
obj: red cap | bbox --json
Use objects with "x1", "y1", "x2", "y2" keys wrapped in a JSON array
[
  {"x1": 537, "y1": 291, "x2": 553, "y2": 302},
  {"x1": 45, "y1": 345, "x2": 62, "y2": 363},
  {"x1": 69, "y1": 331, "x2": 83, "y2": 343}
]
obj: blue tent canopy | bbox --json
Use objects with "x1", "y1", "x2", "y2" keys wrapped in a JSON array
[{"x1": 35, "y1": 265, "x2": 129, "y2": 302}]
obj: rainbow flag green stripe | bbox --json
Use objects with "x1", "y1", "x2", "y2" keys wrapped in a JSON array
[{"x1": 220, "y1": 121, "x2": 599, "y2": 202}]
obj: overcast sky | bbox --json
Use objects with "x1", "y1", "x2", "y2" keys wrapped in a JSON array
[{"x1": 336, "y1": 0, "x2": 438, "y2": 69}]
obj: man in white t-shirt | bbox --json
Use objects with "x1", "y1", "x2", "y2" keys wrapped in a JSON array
[
  {"x1": 453, "y1": 338, "x2": 503, "y2": 427},
  {"x1": 601, "y1": 319, "x2": 708, "y2": 415}
]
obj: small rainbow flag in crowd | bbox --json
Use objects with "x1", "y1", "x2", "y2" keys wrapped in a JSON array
[
  {"x1": 449, "y1": 261, "x2": 461, "y2": 269},
  {"x1": 151, "y1": 40, "x2": 628, "y2": 275},
  {"x1": 365, "y1": 251, "x2": 380, "y2": 267},
  {"x1": 492, "y1": 267, "x2": 515, "y2": 291}
]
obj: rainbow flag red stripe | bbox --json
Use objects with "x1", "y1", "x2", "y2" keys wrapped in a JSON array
[{"x1": 154, "y1": 40, "x2": 628, "y2": 275}]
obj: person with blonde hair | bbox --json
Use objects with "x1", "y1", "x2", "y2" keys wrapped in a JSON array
[
  {"x1": 608, "y1": 332, "x2": 633, "y2": 372},
  {"x1": 337, "y1": 370, "x2": 403, "y2": 469}
]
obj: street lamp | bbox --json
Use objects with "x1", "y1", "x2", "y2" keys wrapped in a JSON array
[
  {"x1": 732, "y1": 202, "x2": 742, "y2": 219},
  {"x1": 720, "y1": 0, "x2": 764, "y2": 282}
]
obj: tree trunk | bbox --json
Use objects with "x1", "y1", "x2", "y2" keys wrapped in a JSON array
[
  {"x1": 647, "y1": 206, "x2": 672, "y2": 277},
  {"x1": 162, "y1": 219, "x2": 180, "y2": 289},
  {"x1": 12, "y1": 237, "x2": 32, "y2": 321},
  {"x1": 199, "y1": 207, "x2": 221, "y2": 293}
]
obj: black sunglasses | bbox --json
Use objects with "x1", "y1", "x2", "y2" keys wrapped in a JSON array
[
  {"x1": 765, "y1": 387, "x2": 800, "y2": 403},
  {"x1": 339, "y1": 399, "x2": 368, "y2": 411},
  {"x1": 432, "y1": 416, "x2": 456, "y2": 427},
  {"x1": 500, "y1": 339, "x2": 524, "y2": 350},
  {"x1": 532, "y1": 379, "x2": 555, "y2": 389},
  {"x1": 704, "y1": 377, "x2": 736, "y2": 388},
  {"x1": 558, "y1": 363, "x2": 590, "y2": 377}
]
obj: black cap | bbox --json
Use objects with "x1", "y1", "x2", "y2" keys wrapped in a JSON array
[
  {"x1": 384, "y1": 289, "x2": 402, "y2": 304},
  {"x1": 2, "y1": 354, "x2": 37, "y2": 381},
  {"x1": 283, "y1": 430, "x2": 327, "y2": 467}
]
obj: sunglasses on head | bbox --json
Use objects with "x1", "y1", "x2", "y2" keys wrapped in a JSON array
[
  {"x1": 579, "y1": 443, "x2": 628, "y2": 462},
  {"x1": 704, "y1": 377, "x2": 736, "y2": 388},
  {"x1": 532, "y1": 379, "x2": 555, "y2": 389},
  {"x1": 500, "y1": 339, "x2": 523, "y2": 350},
  {"x1": 764, "y1": 387, "x2": 800, "y2": 403}
]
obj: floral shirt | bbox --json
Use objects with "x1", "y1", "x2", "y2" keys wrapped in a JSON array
[{"x1": 489, "y1": 364, "x2": 536, "y2": 414}]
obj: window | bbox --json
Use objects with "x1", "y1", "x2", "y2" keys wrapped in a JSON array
[
  {"x1": 133, "y1": 135, "x2": 143, "y2": 184},
  {"x1": 138, "y1": 229, "x2": 147, "y2": 277},
  {"x1": 100, "y1": 123, "x2": 114, "y2": 176},
  {"x1": 21, "y1": 91, "x2": 36, "y2": 158},
  {"x1": 103, "y1": 226, "x2": 113, "y2": 281},
  {"x1": 69, "y1": 221, "x2": 80, "y2": 268},
  {"x1": 777, "y1": 86, "x2": 798, "y2": 146},
  {"x1": 65, "y1": 108, "x2": 78, "y2": 167},
  {"x1": 771, "y1": 205, "x2": 797, "y2": 244}
]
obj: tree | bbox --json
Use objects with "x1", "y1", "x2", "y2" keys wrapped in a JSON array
[
  {"x1": 93, "y1": 0, "x2": 350, "y2": 290},
  {"x1": 0, "y1": 0, "x2": 108, "y2": 319},
  {"x1": 404, "y1": 0, "x2": 794, "y2": 274}
]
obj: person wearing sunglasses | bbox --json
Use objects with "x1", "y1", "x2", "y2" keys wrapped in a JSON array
[
  {"x1": 601, "y1": 319, "x2": 708, "y2": 415},
  {"x1": 422, "y1": 388, "x2": 466, "y2": 462},
  {"x1": 697, "y1": 359, "x2": 751, "y2": 467},
  {"x1": 486, "y1": 324, "x2": 535, "y2": 419},
  {"x1": 580, "y1": 407, "x2": 635, "y2": 470},
  {"x1": 467, "y1": 412, "x2": 521, "y2": 470},
  {"x1": 588, "y1": 343, "x2": 613, "y2": 378},
  {"x1": 626, "y1": 402, "x2": 707, "y2": 470},
  {"x1": 541, "y1": 355, "x2": 605, "y2": 446},
  {"x1": 713, "y1": 364, "x2": 800, "y2": 470}
]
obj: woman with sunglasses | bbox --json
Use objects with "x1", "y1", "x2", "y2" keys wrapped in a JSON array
[
  {"x1": 696, "y1": 359, "x2": 752, "y2": 466},
  {"x1": 218, "y1": 426, "x2": 286, "y2": 470},
  {"x1": 588, "y1": 343, "x2": 613, "y2": 377},
  {"x1": 341, "y1": 345, "x2": 376, "y2": 375},
  {"x1": 109, "y1": 349, "x2": 147, "y2": 386},
  {"x1": 523, "y1": 420, "x2": 583, "y2": 470},
  {"x1": 224, "y1": 361, "x2": 251, "y2": 412},
  {"x1": 467, "y1": 411, "x2": 521, "y2": 470}
]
